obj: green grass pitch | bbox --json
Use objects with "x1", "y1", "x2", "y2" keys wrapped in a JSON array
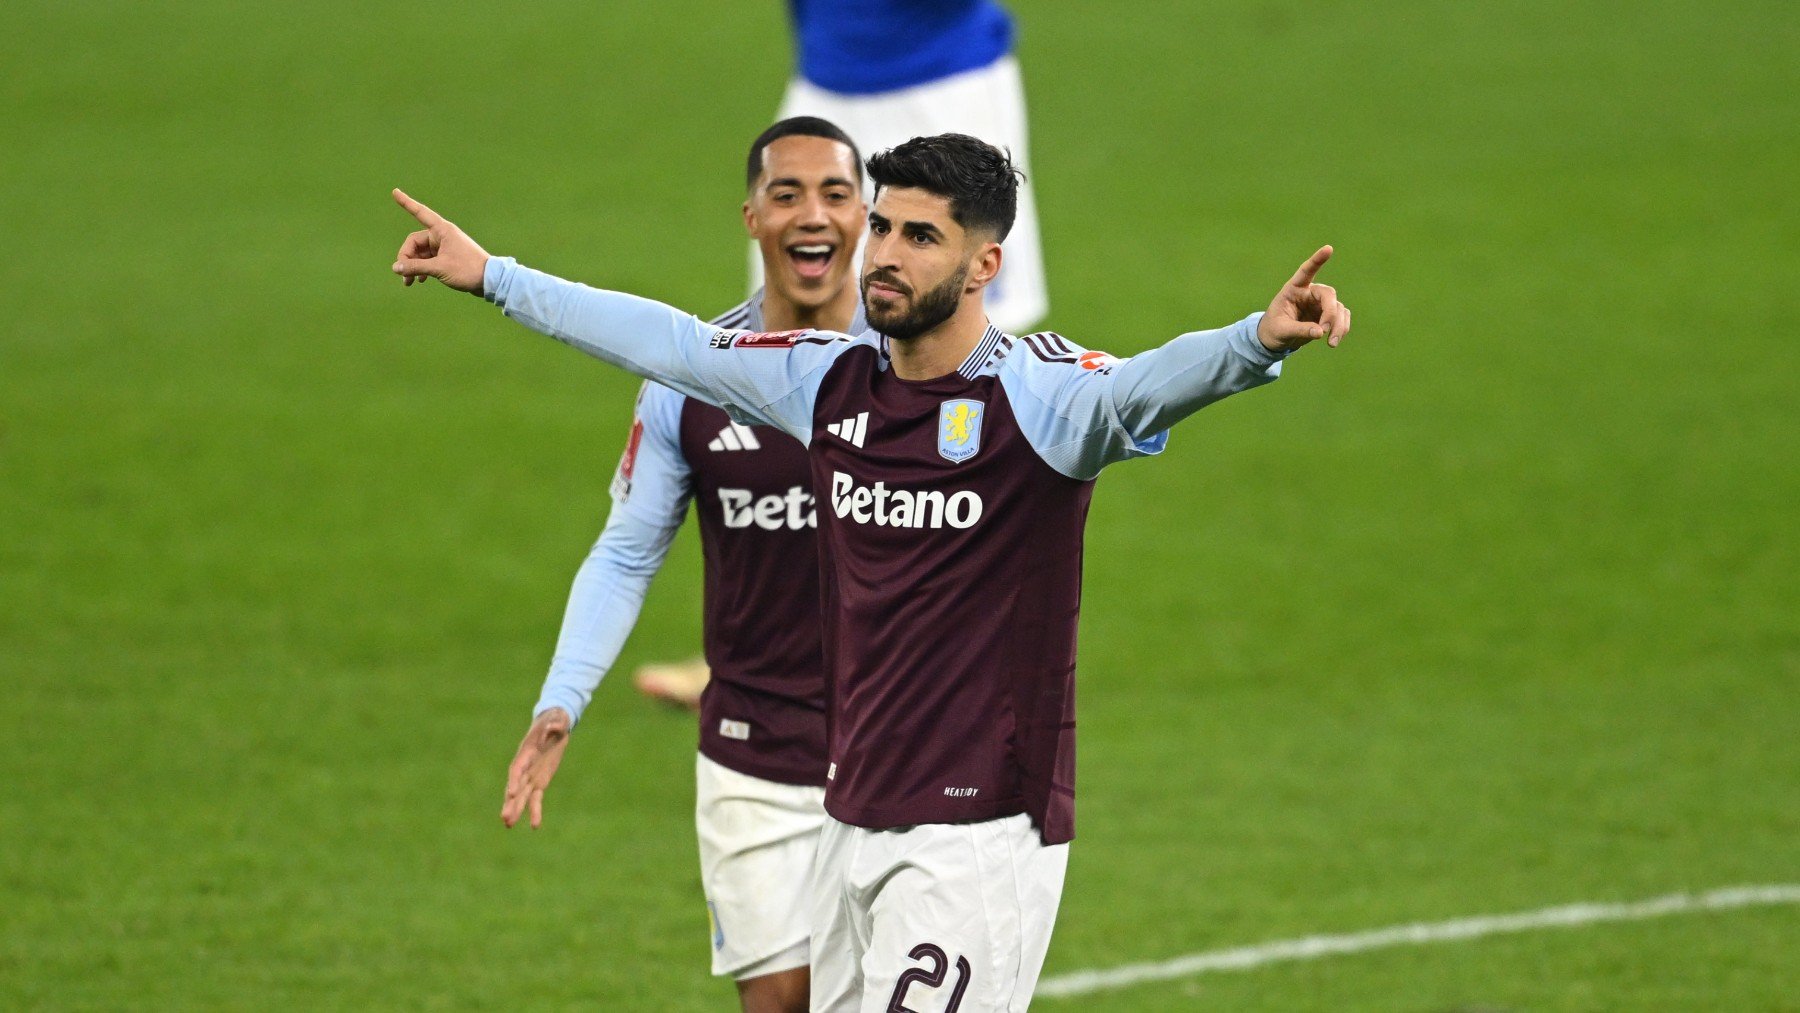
[{"x1": 3, "y1": 0, "x2": 1796, "y2": 1008}]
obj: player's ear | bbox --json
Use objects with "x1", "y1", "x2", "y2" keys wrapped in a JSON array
[
  {"x1": 967, "y1": 241, "x2": 1003, "y2": 293},
  {"x1": 742, "y1": 199, "x2": 757, "y2": 237}
]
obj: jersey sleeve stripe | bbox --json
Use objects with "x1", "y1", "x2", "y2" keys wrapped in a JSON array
[{"x1": 1021, "y1": 332, "x2": 1079, "y2": 364}]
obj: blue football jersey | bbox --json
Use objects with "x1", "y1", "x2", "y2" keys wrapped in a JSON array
[{"x1": 788, "y1": 0, "x2": 1014, "y2": 94}]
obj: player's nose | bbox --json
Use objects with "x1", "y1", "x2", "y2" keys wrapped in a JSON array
[
  {"x1": 866, "y1": 228, "x2": 900, "y2": 270},
  {"x1": 796, "y1": 194, "x2": 831, "y2": 227}
]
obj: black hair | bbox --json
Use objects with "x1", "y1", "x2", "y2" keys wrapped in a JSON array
[
  {"x1": 745, "y1": 117, "x2": 862, "y2": 191},
  {"x1": 865, "y1": 133, "x2": 1023, "y2": 242}
]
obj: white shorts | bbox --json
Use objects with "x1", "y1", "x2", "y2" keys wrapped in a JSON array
[
  {"x1": 761, "y1": 55, "x2": 1049, "y2": 333},
  {"x1": 695, "y1": 753, "x2": 829, "y2": 980},
  {"x1": 807, "y1": 813, "x2": 1069, "y2": 1012}
]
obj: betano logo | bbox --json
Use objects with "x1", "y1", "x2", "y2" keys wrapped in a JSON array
[
  {"x1": 830, "y1": 472, "x2": 983, "y2": 530},
  {"x1": 718, "y1": 486, "x2": 815, "y2": 530}
]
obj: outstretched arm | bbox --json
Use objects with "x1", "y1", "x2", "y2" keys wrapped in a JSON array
[
  {"x1": 1113, "y1": 245, "x2": 1354, "y2": 437},
  {"x1": 1004, "y1": 247, "x2": 1355, "y2": 481},
  {"x1": 389, "y1": 189, "x2": 842, "y2": 443}
]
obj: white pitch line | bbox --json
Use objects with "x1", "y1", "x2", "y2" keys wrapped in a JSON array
[{"x1": 1037, "y1": 883, "x2": 1800, "y2": 999}]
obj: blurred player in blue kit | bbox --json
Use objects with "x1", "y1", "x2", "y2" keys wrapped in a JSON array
[
  {"x1": 767, "y1": 0, "x2": 1045, "y2": 333},
  {"x1": 500, "y1": 118, "x2": 868, "y2": 1013}
]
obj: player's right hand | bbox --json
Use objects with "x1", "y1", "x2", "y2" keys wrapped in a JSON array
[
  {"x1": 391, "y1": 188, "x2": 490, "y2": 294},
  {"x1": 502, "y1": 708, "x2": 573, "y2": 829}
]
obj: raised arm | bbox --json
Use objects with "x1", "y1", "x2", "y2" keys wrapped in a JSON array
[
  {"x1": 1114, "y1": 246, "x2": 1352, "y2": 436},
  {"x1": 390, "y1": 189, "x2": 845, "y2": 443},
  {"x1": 1003, "y1": 247, "x2": 1353, "y2": 481}
]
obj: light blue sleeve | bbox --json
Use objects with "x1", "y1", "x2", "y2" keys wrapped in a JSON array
[
  {"x1": 533, "y1": 382, "x2": 692, "y2": 727},
  {"x1": 483, "y1": 257, "x2": 845, "y2": 444},
  {"x1": 1001, "y1": 313, "x2": 1287, "y2": 481}
]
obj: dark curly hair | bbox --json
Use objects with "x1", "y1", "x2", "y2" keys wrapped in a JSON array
[{"x1": 866, "y1": 133, "x2": 1023, "y2": 242}]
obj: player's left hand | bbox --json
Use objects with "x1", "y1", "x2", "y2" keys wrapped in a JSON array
[{"x1": 1257, "y1": 246, "x2": 1352, "y2": 352}]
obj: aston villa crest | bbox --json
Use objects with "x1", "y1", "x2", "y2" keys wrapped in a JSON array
[{"x1": 938, "y1": 399, "x2": 983, "y2": 463}]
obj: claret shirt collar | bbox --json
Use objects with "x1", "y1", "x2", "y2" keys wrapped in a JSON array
[{"x1": 877, "y1": 321, "x2": 1009, "y2": 380}]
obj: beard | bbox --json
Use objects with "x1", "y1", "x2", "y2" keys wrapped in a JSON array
[{"x1": 863, "y1": 265, "x2": 967, "y2": 342}]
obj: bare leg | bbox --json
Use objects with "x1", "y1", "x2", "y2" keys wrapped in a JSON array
[{"x1": 735, "y1": 966, "x2": 809, "y2": 1013}]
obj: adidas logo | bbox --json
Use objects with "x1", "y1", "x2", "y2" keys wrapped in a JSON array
[
  {"x1": 707, "y1": 423, "x2": 762, "y2": 452},
  {"x1": 825, "y1": 412, "x2": 869, "y2": 448}
]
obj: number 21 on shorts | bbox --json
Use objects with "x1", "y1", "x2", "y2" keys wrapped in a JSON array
[{"x1": 887, "y1": 942, "x2": 970, "y2": 1012}]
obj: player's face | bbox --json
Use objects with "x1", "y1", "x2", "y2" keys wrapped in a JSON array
[
  {"x1": 861, "y1": 187, "x2": 987, "y2": 341},
  {"x1": 745, "y1": 136, "x2": 865, "y2": 311}
]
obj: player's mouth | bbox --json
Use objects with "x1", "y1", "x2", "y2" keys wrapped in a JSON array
[
  {"x1": 864, "y1": 272, "x2": 910, "y2": 301},
  {"x1": 786, "y1": 242, "x2": 837, "y2": 281}
]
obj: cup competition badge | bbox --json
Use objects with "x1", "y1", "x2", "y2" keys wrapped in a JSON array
[{"x1": 938, "y1": 399, "x2": 983, "y2": 463}]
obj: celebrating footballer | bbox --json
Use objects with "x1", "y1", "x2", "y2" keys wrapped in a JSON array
[{"x1": 392, "y1": 132, "x2": 1351, "y2": 1010}]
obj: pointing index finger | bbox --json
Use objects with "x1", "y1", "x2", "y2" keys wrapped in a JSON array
[
  {"x1": 1288, "y1": 245, "x2": 1333, "y2": 288},
  {"x1": 392, "y1": 188, "x2": 444, "y2": 228}
]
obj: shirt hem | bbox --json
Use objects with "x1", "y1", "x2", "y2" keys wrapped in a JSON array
[
  {"x1": 823, "y1": 794, "x2": 1028, "y2": 830},
  {"x1": 697, "y1": 739, "x2": 828, "y2": 789}
]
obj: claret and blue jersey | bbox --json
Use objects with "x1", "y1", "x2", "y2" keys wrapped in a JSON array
[
  {"x1": 535, "y1": 292, "x2": 865, "y2": 789},
  {"x1": 488, "y1": 256, "x2": 1289, "y2": 844}
]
